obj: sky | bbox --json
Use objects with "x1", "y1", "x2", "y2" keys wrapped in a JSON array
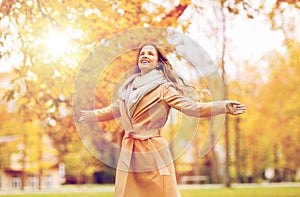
[{"x1": 184, "y1": 5, "x2": 284, "y2": 81}]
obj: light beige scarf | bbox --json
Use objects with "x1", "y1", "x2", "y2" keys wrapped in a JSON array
[{"x1": 118, "y1": 69, "x2": 167, "y2": 116}]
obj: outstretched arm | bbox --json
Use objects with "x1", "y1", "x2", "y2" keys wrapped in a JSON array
[
  {"x1": 79, "y1": 102, "x2": 121, "y2": 123},
  {"x1": 163, "y1": 84, "x2": 246, "y2": 117}
]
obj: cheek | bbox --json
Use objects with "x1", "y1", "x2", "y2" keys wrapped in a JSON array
[
  {"x1": 150, "y1": 57, "x2": 158, "y2": 66},
  {"x1": 138, "y1": 56, "x2": 142, "y2": 62}
]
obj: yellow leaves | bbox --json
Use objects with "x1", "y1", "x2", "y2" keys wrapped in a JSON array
[
  {"x1": 180, "y1": 0, "x2": 191, "y2": 5},
  {"x1": 0, "y1": 118, "x2": 59, "y2": 172},
  {"x1": 0, "y1": 118, "x2": 22, "y2": 136},
  {"x1": 232, "y1": 40, "x2": 300, "y2": 178},
  {"x1": 1, "y1": 0, "x2": 197, "y2": 181}
]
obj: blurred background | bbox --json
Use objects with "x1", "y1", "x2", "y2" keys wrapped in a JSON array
[{"x1": 0, "y1": 0, "x2": 300, "y2": 191}]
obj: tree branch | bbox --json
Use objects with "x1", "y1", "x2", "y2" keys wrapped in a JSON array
[
  {"x1": 156, "y1": 2, "x2": 189, "y2": 26},
  {"x1": 36, "y1": 0, "x2": 63, "y2": 29}
]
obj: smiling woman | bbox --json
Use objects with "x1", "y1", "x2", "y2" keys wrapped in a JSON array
[{"x1": 78, "y1": 43, "x2": 246, "y2": 197}]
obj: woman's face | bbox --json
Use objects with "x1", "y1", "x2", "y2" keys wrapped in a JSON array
[{"x1": 138, "y1": 45, "x2": 158, "y2": 75}]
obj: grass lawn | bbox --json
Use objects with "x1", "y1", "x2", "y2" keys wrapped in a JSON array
[
  {"x1": 1, "y1": 186, "x2": 300, "y2": 197},
  {"x1": 181, "y1": 187, "x2": 300, "y2": 197}
]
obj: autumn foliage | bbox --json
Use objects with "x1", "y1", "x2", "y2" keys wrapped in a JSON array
[{"x1": 0, "y1": 0, "x2": 300, "y2": 187}]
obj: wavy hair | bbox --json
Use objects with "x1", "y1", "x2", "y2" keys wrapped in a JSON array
[{"x1": 135, "y1": 44, "x2": 199, "y2": 100}]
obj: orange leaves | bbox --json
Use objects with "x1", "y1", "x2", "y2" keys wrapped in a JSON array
[{"x1": 0, "y1": 0, "x2": 198, "y2": 181}]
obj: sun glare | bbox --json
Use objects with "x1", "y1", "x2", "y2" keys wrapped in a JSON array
[{"x1": 45, "y1": 30, "x2": 69, "y2": 58}]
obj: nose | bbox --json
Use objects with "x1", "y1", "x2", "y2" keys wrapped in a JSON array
[{"x1": 140, "y1": 54, "x2": 149, "y2": 59}]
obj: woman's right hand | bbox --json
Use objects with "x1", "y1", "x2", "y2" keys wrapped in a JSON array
[{"x1": 79, "y1": 110, "x2": 97, "y2": 123}]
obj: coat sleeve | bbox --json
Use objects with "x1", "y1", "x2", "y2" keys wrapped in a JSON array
[
  {"x1": 95, "y1": 100, "x2": 121, "y2": 121},
  {"x1": 162, "y1": 84, "x2": 226, "y2": 118}
]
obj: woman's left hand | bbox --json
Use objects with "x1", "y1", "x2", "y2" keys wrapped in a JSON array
[{"x1": 225, "y1": 101, "x2": 246, "y2": 115}]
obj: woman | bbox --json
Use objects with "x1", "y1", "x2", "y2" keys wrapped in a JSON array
[{"x1": 79, "y1": 44, "x2": 246, "y2": 197}]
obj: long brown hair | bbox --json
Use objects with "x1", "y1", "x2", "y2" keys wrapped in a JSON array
[{"x1": 135, "y1": 44, "x2": 198, "y2": 100}]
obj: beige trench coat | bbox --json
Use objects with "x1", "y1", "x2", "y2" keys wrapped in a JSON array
[{"x1": 95, "y1": 83, "x2": 225, "y2": 197}]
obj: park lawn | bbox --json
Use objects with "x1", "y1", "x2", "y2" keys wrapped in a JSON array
[
  {"x1": 0, "y1": 193, "x2": 114, "y2": 197},
  {"x1": 1, "y1": 187, "x2": 300, "y2": 197},
  {"x1": 181, "y1": 186, "x2": 300, "y2": 197}
]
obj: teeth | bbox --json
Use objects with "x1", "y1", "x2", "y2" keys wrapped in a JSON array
[{"x1": 141, "y1": 60, "x2": 149, "y2": 63}]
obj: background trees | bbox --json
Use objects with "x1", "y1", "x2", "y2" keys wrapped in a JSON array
[{"x1": 1, "y1": 0, "x2": 300, "y2": 188}]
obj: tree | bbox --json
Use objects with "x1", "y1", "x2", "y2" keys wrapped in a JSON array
[
  {"x1": 259, "y1": 40, "x2": 300, "y2": 181},
  {"x1": 0, "y1": 0, "x2": 194, "y2": 186}
]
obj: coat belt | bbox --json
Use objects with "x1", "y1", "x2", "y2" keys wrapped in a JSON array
[{"x1": 117, "y1": 129, "x2": 171, "y2": 176}]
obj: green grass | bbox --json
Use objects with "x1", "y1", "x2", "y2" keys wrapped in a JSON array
[
  {"x1": 181, "y1": 187, "x2": 300, "y2": 197},
  {"x1": 0, "y1": 193, "x2": 114, "y2": 197},
  {"x1": 1, "y1": 187, "x2": 300, "y2": 197}
]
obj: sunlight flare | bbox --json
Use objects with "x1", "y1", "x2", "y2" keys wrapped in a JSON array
[{"x1": 45, "y1": 29, "x2": 69, "y2": 58}]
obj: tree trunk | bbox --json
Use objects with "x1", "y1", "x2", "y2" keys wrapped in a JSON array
[
  {"x1": 235, "y1": 117, "x2": 241, "y2": 182},
  {"x1": 38, "y1": 130, "x2": 43, "y2": 190},
  {"x1": 273, "y1": 144, "x2": 280, "y2": 182},
  {"x1": 220, "y1": 1, "x2": 231, "y2": 187},
  {"x1": 21, "y1": 132, "x2": 27, "y2": 190},
  {"x1": 211, "y1": 147, "x2": 219, "y2": 183}
]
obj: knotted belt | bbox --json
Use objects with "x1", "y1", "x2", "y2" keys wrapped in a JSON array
[{"x1": 117, "y1": 129, "x2": 171, "y2": 176}]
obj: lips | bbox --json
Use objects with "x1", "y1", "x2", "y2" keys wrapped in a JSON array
[{"x1": 140, "y1": 58, "x2": 150, "y2": 64}]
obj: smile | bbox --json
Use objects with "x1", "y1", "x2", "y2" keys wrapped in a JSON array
[{"x1": 140, "y1": 58, "x2": 150, "y2": 64}]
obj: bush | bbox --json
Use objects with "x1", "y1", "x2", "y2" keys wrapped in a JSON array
[{"x1": 93, "y1": 171, "x2": 115, "y2": 184}]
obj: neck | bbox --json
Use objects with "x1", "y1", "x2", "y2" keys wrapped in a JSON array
[{"x1": 140, "y1": 68, "x2": 153, "y2": 76}]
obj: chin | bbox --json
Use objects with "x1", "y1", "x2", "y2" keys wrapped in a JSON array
[
  {"x1": 139, "y1": 64, "x2": 151, "y2": 69},
  {"x1": 139, "y1": 63, "x2": 155, "y2": 67}
]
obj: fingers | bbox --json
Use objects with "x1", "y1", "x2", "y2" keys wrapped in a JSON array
[
  {"x1": 234, "y1": 104, "x2": 246, "y2": 110},
  {"x1": 80, "y1": 110, "x2": 88, "y2": 114},
  {"x1": 232, "y1": 104, "x2": 246, "y2": 115},
  {"x1": 79, "y1": 116, "x2": 86, "y2": 122},
  {"x1": 233, "y1": 109, "x2": 246, "y2": 115},
  {"x1": 79, "y1": 112, "x2": 87, "y2": 122},
  {"x1": 80, "y1": 110, "x2": 93, "y2": 116},
  {"x1": 79, "y1": 110, "x2": 87, "y2": 122},
  {"x1": 226, "y1": 101, "x2": 246, "y2": 115},
  {"x1": 229, "y1": 101, "x2": 241, "y2": 105}
]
